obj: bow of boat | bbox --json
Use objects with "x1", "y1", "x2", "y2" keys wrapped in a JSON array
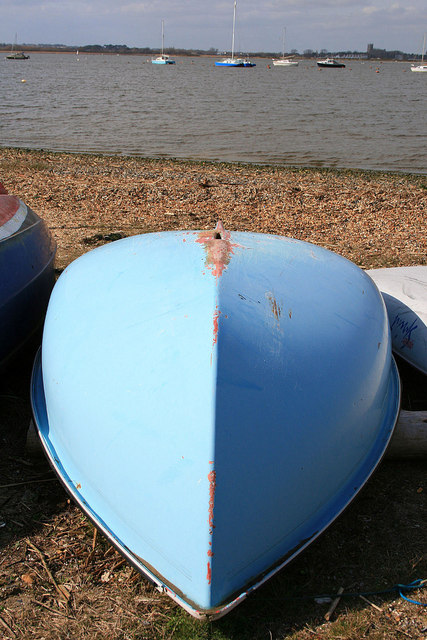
[{"x1": 31, "y1": 227, "x2": 400, "y2": 617}]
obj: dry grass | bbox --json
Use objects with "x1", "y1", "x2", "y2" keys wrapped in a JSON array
[
  {"x1": 0, "y1": 148, "x2": 426, "y2": 639},
  {"x1": 0, "y1": 147, "x2": 425, "y2": 272}
]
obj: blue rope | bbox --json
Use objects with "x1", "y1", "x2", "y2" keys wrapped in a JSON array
[{"x1": 396, "y1": 579, "x2": 427, "y2": 607}]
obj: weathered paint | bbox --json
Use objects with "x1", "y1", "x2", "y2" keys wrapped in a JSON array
[
  {"x1": 195, "y1": 221, "x2": 238, "y2": 282},
  {"x1": 207, "y1": 468, "x2": 216, "y2": 536},
  {"x1": 0, "y1": 195, "x2": 19, "y2": 222},
  {"x1": 0, "y1": 196, "x2": 26, "y2": 238},
  {"x1": 207, "y1": 462, "x2": 216, "y2": 584},
  {"x1": 31, "y1": 229, "x2": 400, "y2": 618},
  {"x1": 266, "y1": 292, "x2": 283, "y2": 322},
  {"x1": 212, "y1": 307, "x2": 221, "y2": 347}
]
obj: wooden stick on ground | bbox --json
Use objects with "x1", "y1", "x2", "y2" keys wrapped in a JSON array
[
  {"x1": 324, "y1": 587, "x2": 344, "y2": 621},
  {"x1": 0, "y1": 615, "x2": 16, "y2": 638},
  {"x1": 26, "y1": 539, "x2": 71, "y2": 602},
  {"x1": 359, "y1": 594, "x2": 382, "y2": 612}
]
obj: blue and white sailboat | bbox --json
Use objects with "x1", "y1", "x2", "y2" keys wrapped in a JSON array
[
  {"x1": 215, "y1": 1, "x2": 254, "y2": 67},
  {"x1": 152, "y1": 20, "x2": 175, "y2": 65}
]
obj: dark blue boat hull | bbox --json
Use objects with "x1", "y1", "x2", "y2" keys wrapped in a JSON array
[{"x1": 0, "y1": 199, "x2": 56, "y2": 368}]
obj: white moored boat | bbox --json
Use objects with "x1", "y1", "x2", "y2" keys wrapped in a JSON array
[
  {"x1": 272, "y1": 28, "x2": 298, "y2": 67},
  {"x1": 411, "y1": 34, "x2": 427, "y2": 72}
]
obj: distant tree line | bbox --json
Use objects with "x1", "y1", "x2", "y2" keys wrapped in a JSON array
[{"x1": 0, "y1": 42, "x2": 421, "y2": 60}]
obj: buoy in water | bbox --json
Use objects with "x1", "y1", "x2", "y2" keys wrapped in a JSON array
[{"x1": 21, "y1": 79, "x2": 26, "y2": 83}]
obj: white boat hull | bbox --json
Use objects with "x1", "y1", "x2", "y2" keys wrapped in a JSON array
[
  {"x1": 367, "y1": 266, "x2": 427, "y2": 375},
  {"x1": 272, "y1": 59, "x2": 298, "y2": 67}
]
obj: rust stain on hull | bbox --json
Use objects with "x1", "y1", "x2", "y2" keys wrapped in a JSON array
[
  {"x1": 208, "y1": 468, "x2": 216, "y2": 535},
  {"x1": 266, "y1": 292, "x2": 283, "y2": 322},
  {"x1": 207, "y1": 462, "x2": 216, "y2": 584},
  {"x1": 196, "y1": 221, "x2": 238, "y2": 282},
  {"x1": 195, "y1": 222, "x2": 239, "y2": 362},
  {"x1": 212, "y1": 306, "x2": 221, "y2": 347}
]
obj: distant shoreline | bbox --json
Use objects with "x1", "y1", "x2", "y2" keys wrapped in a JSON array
[
  {"x1": 2, "y1": 52, "x2": 419, "y2": 63},
  {"x1": 0, "y1": 46, "x2": 420, "y2": 62}
]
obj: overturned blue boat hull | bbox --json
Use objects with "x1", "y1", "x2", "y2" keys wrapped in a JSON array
[
  {"x1": 0, "y1": 191, "x2": 56, "y2": 368},
  {"x1": 31, "y1": 227, "x2": 400, "y2": 618}
]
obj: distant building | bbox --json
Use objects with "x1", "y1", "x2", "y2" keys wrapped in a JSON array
[{"x1": 366, "y1": 42, "x2": 408, "y2": 59}]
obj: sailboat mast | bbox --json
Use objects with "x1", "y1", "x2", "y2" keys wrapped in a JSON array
[
  {"x1": 231, "y1": 0, "x2": 236, "y2": 60},
  {"x1": 161, "y1": 19, "x2": 164, "y2": 56}
]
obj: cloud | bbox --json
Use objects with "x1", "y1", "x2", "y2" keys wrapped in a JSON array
[
  {"x1": 362, "y1": 6, "x2": 380, "y2": 15},
  {"x1": 0, "y1": 0, "x2": 426, "y2": 52}
]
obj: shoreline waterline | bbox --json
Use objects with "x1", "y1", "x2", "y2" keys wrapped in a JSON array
[
  {"x1": 1, "y1": 146, "x2": 425, "y2": 272},
  {"x1": 2, "y1": 54, "x2": 426, "y2": 175}
]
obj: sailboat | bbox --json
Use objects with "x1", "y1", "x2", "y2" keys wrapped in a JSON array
[
  {"x1": 411, "y1": 33, "x2": 427, "y2": 72},
  {"x1": 272, "y1": 28, "x2": 298, "y2": 67},
  {"x1": 215, "y1": 1, "x2": 253, "y2": 67},
  {"x1": 6, "y1": 34, "x2": 29, "y2": 60},
  {"x1": 152, "y1": 20, "x2": 175, "y2": 65}
]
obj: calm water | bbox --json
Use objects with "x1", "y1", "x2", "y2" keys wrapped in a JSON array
[{"x1": 1, "y1": 53, "x2": 426, "y2": 174}]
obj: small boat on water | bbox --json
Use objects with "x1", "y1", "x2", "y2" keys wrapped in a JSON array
[
  {"x1": 367, "y1": 266, "x2": 427, "y2": 375},
  {"x1": 31, "y1": 225, "x2": 400, "y2": 618},
  {"x1": 5, "y1": 34, "x2": 30, "y2": 59},
  {"x1": 317, "y1": 58, "x2": 345, "y2": 68},
  {"x1": 0, "y1": 184, "x2": 56, "y2": 368},
  {"x1": 272, "y1": 58, "x2": 298, "y2": 67},
  {"x1": 215, "y1": 1, "x2": 253, "y2": 68},
  {"x1": 6, "y1": 51, "x2": 30, "y2": 60},
  {"x1": 411, "y1": 33, "x2": 427, "y2": 72},
  {"x1": 272, "y1": 28, "x2": 299, "y2": 67},
  {"x1": 152, "y1": 20, "x2": 175, "y2": 65},
  {"x1": 151, "y1": 54, "x2": 175, "y2": 65},
  {"x1": 215, "y1": 56, "x2": 245, "y2": 67}
]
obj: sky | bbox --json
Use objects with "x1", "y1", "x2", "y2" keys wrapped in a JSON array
[{"x1": 1, "y1": 0, "x2": 426, "y2": 54}]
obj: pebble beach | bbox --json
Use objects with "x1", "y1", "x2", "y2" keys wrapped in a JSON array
[{"x1": 1, "y1": 147, "x2": 425, "y2": 271}]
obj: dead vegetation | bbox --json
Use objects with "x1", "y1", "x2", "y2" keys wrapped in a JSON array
[
  {"x1": 0, "y1": 147, "x2": 425, "y2": 271},
  {"x1": 0, "y1": 148, "x2": 426, "y2": 639}
]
